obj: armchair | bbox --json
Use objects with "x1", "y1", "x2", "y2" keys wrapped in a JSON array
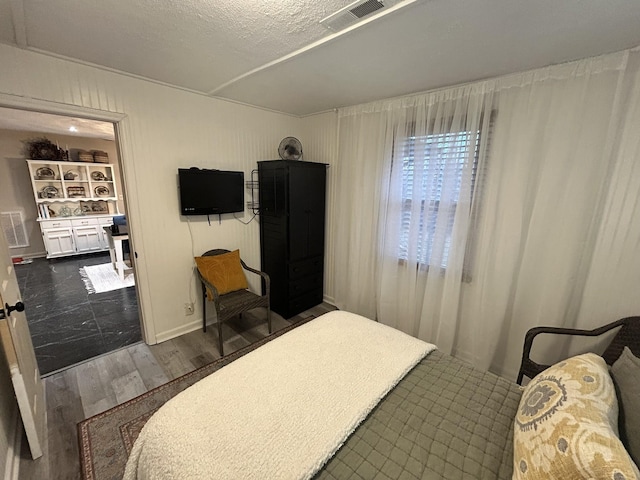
[
  {"x1": 196, "y1": 249, "x2": 271, "y2": 356},
  {"x1": 517, "y1": 316, "x2": 640, "y2": 384}
]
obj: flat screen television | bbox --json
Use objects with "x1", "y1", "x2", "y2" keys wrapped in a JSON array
[{"x1": 178, "y1": 168, "x2": 244, "y2": 215}]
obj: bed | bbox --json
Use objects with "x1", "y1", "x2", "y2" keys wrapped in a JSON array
[{"x1": 122, "y1": 311, "x2": 640, "y2": 480}]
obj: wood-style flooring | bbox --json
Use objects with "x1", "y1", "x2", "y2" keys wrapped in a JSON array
[{"x1": 17, "y1": 302, "x2": 337, "y2": 480}]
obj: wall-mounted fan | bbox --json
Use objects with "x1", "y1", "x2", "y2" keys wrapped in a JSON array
[{"x1": 278, "y1": 137, "x2": 303, "y2": 160}]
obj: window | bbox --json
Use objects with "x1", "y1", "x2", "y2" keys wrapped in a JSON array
[{"x1": 397, "y1": 123, "x2": 488, "y2": 271}]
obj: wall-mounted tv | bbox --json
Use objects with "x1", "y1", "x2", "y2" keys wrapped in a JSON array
[{"x1": 178, "y1": 168, "x2": 244, "y2": 215}]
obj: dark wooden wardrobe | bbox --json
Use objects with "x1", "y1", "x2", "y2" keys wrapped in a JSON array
[{"x1": 258, "y1": 160, "x2": 326, "y2": 318}]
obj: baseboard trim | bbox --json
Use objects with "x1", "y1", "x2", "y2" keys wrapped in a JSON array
[
  {"x1": 154, "y1": 301, "x2": 337, "y2": 345},
  {"x1": 154, "y1": 318, "x2": 202, "y2": 343},
  {"x1": 323, "y1": 295, "x2": 336, "y2": 305},
  {"x1": 4, "y1": 411, "x2": 20, "y2": 480}
]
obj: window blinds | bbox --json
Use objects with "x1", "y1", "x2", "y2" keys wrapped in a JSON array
[{"x1": 397, "y1": 130, "x2": 481, "y2": 268}]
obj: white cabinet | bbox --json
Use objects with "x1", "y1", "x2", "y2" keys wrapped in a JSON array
[
  {"x1": 40, "y1": 218, "x2": 114, "y2": 258},
  {"x1": 28, "y1": 160, "x2": 122, "y2": 258},
  {"x1": 71, "y1": 218, "x2": 102, "y2": 253},
  {"x1": 41, "y1": 220, "x2": 75, "y2": 257}
]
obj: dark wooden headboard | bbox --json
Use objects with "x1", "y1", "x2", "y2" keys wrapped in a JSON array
[{"x1": 517, "y1": 316, "x2": 640, "y2": 385}]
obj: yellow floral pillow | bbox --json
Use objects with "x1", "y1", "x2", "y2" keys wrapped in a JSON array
[
  {"x1": 195, "y1": 250, "x2": 248, "y2": 299},
  {"x1": 513, "y1": 353, "x2": 639, "y2": 479}
]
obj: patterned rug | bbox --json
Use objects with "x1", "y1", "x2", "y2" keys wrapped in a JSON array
[
  {"x1": 78, "y1": 317, "x2": 314, "y2": 480},
  {"x1": 79, "y1": 262, "x2": 135, "y2": 294}
]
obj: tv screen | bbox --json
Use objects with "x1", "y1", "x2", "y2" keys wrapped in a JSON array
[{"x1": 178, "y1": 168, "x2": 244, "y2": 215}]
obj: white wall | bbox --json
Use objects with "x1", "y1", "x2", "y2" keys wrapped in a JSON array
[
  {"x1": 0, "y1": 44, "x2": 344, "y2": 344},
  {"x1": 0, "y1": 42, "x2": 308, "y2": 344},
  {"x1": 0, "y1": 130, "x2": 40, "y2": 257}
]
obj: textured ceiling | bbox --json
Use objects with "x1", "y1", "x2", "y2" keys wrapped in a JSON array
[
  {"x1": 17, "y1": 0, "x2": 355, "y2": 92},
  {"x1": 2, "y1": 0, "x2": 640, "y2": 115}
]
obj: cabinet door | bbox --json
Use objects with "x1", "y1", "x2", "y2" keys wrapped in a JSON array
[
  {"x1": 288, "y1": 165, "x2": 326, "y2": 261},
  {"x1": 43, "y1": 228, "x2": 75, "y2": 257},
  {"x1": 73, "y1": 225, "x2": 102, "y2": 253},
  {"x1": 258, "y1": 165, "x2": 287, "y2": 216}
]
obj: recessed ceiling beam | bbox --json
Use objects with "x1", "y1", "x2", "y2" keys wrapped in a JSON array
[
  {"x1": 207, "y1": 0, "x2": 418, "y2": 96},
  {"x1": 10, "y1": 0, "x2": 28, "y2": 48}
]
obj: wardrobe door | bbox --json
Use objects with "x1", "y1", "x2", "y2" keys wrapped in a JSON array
[
  {"x1": 258, "y1": 165, "x2": 287, "y2": 217},
  {"x1": 305, "y1": 165, "x2": 326, "y2": 258},
  {"x1": 288, "y1": 164, "x2": 326, "y2": 262},
  {"x1": 258, "y1": 164, "x2": 287, "y2": 302}
]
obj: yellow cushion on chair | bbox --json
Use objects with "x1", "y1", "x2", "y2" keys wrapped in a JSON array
[{"x1": 195, "y1": 250, "x2": 248, "y2": 299}]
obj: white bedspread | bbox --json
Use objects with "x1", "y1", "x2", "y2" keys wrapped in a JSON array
[{"x1": 123, "y1": 310, "x2": 435, "y2": 480}]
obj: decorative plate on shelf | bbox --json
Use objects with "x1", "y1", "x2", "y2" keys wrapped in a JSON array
[
  {"x1": 36, "y1": 167, "x2": 55, "y2": 180},
  {"x1": 91, "y1": 171, "x2": 106, "y2": 181},
  {"x1": 40, "y1": 185, "x2": 59, "y2": 198},
  {"x1": 94, "y1": 186, "x2": 110, "y2": 197}
]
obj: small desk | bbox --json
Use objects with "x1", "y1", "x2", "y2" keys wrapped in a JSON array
[{"x1": 103, "y1": 226, "x2": 131, "y2": 281}]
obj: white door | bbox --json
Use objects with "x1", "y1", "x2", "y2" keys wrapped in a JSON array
[{"x1": 0, "y1": 230, "x2": 45, "y2": 459}]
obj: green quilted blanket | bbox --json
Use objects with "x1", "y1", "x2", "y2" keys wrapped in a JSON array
[{"x1": 315, "y1": 350, "x2": 522, "y2": 479}]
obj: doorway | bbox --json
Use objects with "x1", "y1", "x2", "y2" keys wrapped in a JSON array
[{"x1": 0, "y1": 107, "x2": 141, "y2": 375}]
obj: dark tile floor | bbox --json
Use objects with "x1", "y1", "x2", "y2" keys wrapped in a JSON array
[{"x1": 14, "y1": 252, "x2": 141, "y2": 375}]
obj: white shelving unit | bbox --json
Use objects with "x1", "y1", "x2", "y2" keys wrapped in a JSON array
[{"x1": 27, "y1": 159, "x2": 121, "y2": 258}]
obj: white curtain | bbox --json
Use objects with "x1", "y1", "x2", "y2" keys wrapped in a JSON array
[
  {"x1": 332, "y1": 48, "x2": 640, "y2": 379},
  {"x1": 332, "y1": 108, "x2": 391, "y2": 320}
]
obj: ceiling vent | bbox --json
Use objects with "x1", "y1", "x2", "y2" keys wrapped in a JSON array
[{"x1": 320, "y1": 0, "x2": 400, "y2": 32}]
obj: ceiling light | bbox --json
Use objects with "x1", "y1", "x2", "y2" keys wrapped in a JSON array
[{"x1": 69, "y1": 126, "x2": 78, "y2": 132}]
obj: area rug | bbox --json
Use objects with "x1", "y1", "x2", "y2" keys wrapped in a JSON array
[
  {"x1": 78, "y1": 316, "x2": 315, "y2": 480},
  {"x1": 79, "y1": 263, "x2": 135, "y2": 294}
]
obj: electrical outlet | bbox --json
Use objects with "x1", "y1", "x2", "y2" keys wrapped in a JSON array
[{"x1": 184, "y1": 302, "x2": 194, "y2": 316}]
